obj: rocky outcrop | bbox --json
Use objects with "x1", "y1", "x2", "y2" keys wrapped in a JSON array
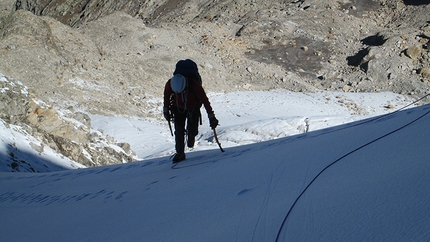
[
  {"x1": 1, "y1": 1, "x2": 427, "y2": 105},
  {"x1": 14, "y1": 0, "x2": 141, "y2": 27},
  {"x1": 13, "y1": 0, "x2": 191, "y2": 27},
  {"x1": 0, "y1": 74, "x2": 136, "y2": 168}
]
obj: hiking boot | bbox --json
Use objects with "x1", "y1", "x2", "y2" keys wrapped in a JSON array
[
  {"x1": 172, "y1": 153, "x2": 186, "y2": 163},
  {"x1": 187, "y1": 136, "x2": 195, "y2": 148}
]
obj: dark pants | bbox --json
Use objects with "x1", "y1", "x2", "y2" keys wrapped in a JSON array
[{"x1": 173, "y1": 107, "x2": 201, "y2": 154}]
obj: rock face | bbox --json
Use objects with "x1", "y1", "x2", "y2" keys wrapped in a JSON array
[
  {"x1": 2, "y1": 1, "x2": 429, "y2": 104},
  {"x1": 0, "y1": 74, "x2": 136, "y2": 168},
  {"x1": 0, "y1": 0, "x2": 429, "y2": 167},
  {"x1": 13, "y1": 0, "x2": 163, "y2": 27}
]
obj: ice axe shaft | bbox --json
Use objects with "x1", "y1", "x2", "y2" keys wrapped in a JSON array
[
  {"x1": 167, "y1": 106, "x2": 174, "y2": 136},
  {"x1": 213, "y1": 128, "x2": 225, "y2": 152},
  {"x1": 168, "y1": 119, "x2": 173, "y2": 136}
]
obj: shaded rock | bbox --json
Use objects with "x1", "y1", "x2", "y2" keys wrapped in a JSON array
[
  {"x1": 14, "y1": 0, "x2": 147, "y2": 27},
  {"x1": 0, "y1": 74, "x2": 29, "y2": 123}
]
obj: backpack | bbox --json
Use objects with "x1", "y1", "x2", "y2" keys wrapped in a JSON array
[
  {"x1": 172, "y1": 59, "x2": 203, "y2": 123},
  {"x1": 173, "y1": 59, "x2": 202, "y2": 85}
]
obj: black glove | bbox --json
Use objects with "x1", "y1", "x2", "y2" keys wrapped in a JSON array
[
  {"x1": 163, "y1": 107, "x2": 170, "y2": 121},
  {"x1": 208, "y1": 113, "x2": 219, "y2": 129}
]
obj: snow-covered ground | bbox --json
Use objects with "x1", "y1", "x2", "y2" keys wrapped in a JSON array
[
  {"x1": 90, "y1": 90, "x2": 413, "y2": 160},
  {"x1": 0, "y1": 120, "x2": 85, "y2": 172},
  {"x1": 1, "y1": 90, "x2": 430, "y2": 241}
]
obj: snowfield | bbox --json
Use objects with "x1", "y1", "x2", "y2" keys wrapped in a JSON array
[
  {"x1": 91, "y1": 90, "x2": 414, "y2": 160},
  {"x1": 1, "y1": 90, "x2": 430, "y2": 241}
]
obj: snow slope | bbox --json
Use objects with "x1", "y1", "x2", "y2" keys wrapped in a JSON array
[
  {"x1": 90, "y1": 90, "x2": 413, "y2": 160},
  {"x1": 1, "y1": 97, "x2": 429, "y2": 241},
  {"x1": 0, "y1": 120, "x2": 85, "y2": 172}
]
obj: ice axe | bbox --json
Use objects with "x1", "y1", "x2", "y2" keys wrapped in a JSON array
[
  {"x1": 213, "y1": 128, "x2": 225, "y2": 152},
  {"x1": 168, "y1": 118, "x2": 173, "y2": 136},
  {"x1": 167, "y1": 108, "x2": 174, "y2": 136}
]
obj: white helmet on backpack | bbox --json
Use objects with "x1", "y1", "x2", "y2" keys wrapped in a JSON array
[{"x1": 170, "y1": 74, "x2": 187, "y2": 93}]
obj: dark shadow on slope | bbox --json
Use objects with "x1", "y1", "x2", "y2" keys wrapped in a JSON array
[
  {"x1": 347, "y1": 33, "x2": 387, "y2": 70},
  {"x1": 403, "y1": 0, "x2": 430, "y2": 5},
  {"x1": 145, "y1": 0, "x2": 190, "y2": 26},
  {"x1": 361, "y1": 33, "x2": 387, "y2": 46},
  {"x1": 346, "y1": 48, "x2": 369, "y2": 69},
  {"x1": 0, "y1": 144, "x2": 75, "y2": 173}
]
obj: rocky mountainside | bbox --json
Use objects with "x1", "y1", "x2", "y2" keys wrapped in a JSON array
[
  {"x1": 0, "y1": 0, "x2": 429, "y2": 169},
  {"x1": 2, "y1": 0, "x2": 429, "y2": 116},
  {"x1": 0, "y1": 73, "x2": 136, "y2": 170}
]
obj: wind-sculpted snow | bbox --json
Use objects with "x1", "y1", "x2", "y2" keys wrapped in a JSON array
[{"x1": 1, "y1": 103, "x2": 430, "y2": 241}]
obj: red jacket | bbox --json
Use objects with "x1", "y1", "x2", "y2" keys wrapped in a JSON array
[{"x1": 164, "y1": 77, "x2": 214, "y2": 115}]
